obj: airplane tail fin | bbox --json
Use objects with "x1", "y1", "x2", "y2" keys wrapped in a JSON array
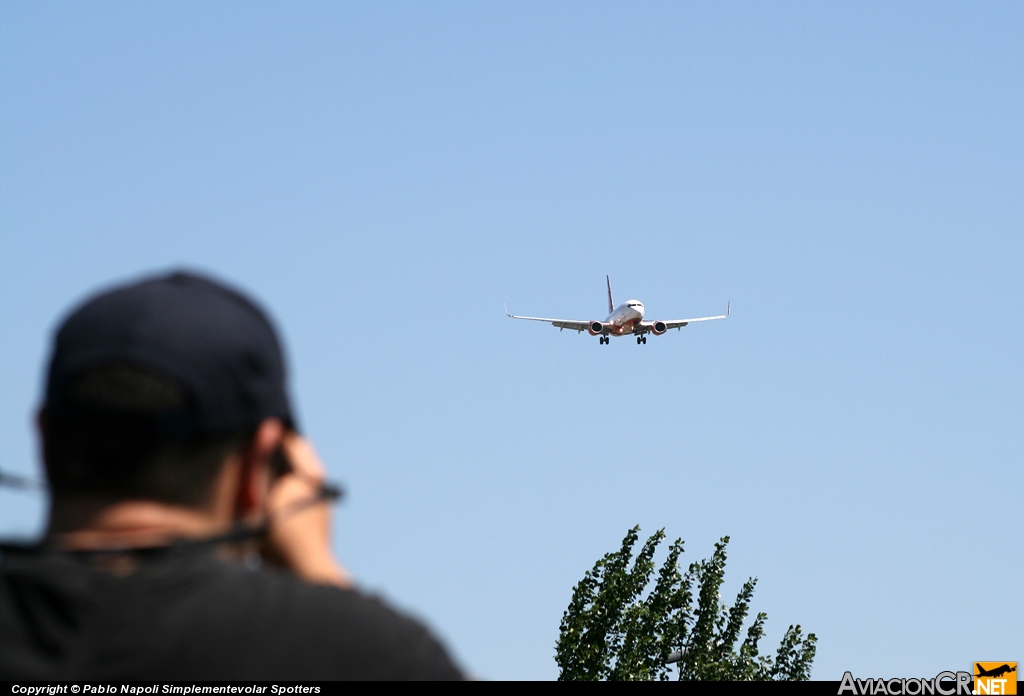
[{"x1": 607, "y1": 275, "x2": 614, "y2": 314}]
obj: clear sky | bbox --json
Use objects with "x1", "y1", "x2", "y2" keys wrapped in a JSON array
[{"x1": 2, "y1": 2, "x2": 1021, "y2": 680}]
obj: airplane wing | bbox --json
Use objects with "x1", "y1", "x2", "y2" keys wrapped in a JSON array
[
  {"x1": 504, "y1": 304, "x2": 590, "y2": 333},
  {"x1": 640, "y1": 302, "x2": 731, "y2": 331}
]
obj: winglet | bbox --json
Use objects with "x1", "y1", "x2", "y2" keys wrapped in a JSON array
[
  {"x1": 504, "y1": 303, "x2": 512, "y2": 318},
  {"x1": 727, "y1": 300, "x2": 731, "y2": 317},
  {"x1": 606, "y1": 275, "x2": 614, "y2": 315}
]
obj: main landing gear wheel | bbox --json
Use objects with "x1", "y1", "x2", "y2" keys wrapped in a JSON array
[
  {"x1": 642, "y1": 336, "x2": 647, "y2": 344},
  {"x1": 599, "y1": 336, "x2": 609, "y2": 345},
  {"x1": 637, "y1": 336, "x2": 642, "y2": 344}
]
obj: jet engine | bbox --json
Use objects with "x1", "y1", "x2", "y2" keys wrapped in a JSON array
[
  {"x1": 651, "y1": 321, "x2": 668, "y2": 336},
  {"x1": 587, "y1": 321, "x2": 606, "y2": 336}
]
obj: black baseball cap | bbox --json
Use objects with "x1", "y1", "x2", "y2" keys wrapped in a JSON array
[{"x1": 44, "y1": 271, "x2": 297, "y2": 435}]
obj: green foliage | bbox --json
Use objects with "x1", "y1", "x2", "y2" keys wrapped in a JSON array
[{"x1": 555, "y1": 526, "x2": 817, "y2": 681}]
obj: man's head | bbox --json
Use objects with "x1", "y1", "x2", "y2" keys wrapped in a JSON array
[{"x1": 41, "y1": 271, "x2": 296, "y2": 510}]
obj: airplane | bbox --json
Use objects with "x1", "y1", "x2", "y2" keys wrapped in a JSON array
[{"x1": 504, "y1": 276, "x2": 729, "y2": 345}]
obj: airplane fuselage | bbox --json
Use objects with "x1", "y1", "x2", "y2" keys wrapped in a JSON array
[{"x1": 599, "y1": 300, "x2": 645, "y2": 336}]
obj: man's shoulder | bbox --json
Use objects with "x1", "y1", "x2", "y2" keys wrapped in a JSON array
[
  {"x1": 160, "y1": 554, "x2": 465, "y2": 680},
  {"x1": 0, "y1": 549, "x2": 464, "y2": 680}
]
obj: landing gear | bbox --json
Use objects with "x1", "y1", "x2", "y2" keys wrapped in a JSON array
[
  {"x1": 636, "y1": 335, "x2": 647, "y2": 345},
  {"x1": 599, "y1": 336, "x2": 609, "y2": 345}
]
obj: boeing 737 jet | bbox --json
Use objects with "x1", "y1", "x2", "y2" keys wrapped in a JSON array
[{"x1": 505, "y1": 276, "x2": 729, "y2": 345}]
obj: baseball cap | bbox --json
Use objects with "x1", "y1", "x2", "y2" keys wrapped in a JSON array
[{"x1": 44, "y1": 271, "x2": 297, "y2": 436}]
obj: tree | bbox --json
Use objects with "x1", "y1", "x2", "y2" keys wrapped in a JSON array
[{"x1": 555, "y1": 526, "x2": 817, "y2": 681}]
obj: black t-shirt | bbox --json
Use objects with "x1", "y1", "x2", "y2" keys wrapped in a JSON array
[{"x1": 0, "y1": 544, "x2": 463, "y2": 680}]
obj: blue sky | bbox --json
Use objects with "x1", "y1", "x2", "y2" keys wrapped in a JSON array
[{"x1": 2, "y1": 2, "x2": 1021, "y2": 680}]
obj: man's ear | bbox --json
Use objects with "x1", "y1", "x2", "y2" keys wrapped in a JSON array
[{"x1": 235, "y1": 418, "x2": 284, "y2": 518}]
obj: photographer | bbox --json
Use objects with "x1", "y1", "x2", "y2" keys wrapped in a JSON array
[{"x1": 0, "y1": 271, "x2": 463, "y2": 680}]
